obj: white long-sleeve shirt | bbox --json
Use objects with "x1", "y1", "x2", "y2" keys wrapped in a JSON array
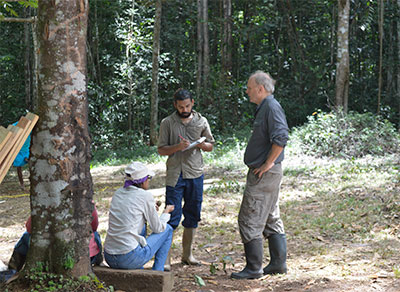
[{"x1": 104, "y1": 186, "x2": 170, "y2": 255}]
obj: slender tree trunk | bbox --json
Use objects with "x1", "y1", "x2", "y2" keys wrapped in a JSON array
[
  {"x1": 127, "y1": 0, "x2": 135, "y2": 135},
  {"x1": 221, "y1": 0, "x2": 232, "y2": 79},
  {"x1": 94, "y1": 0, "x2": 102, "y2": 83},
  {"x1": 26, "y1": 0, "x2": 93, "y2": 277},
  {"x1": 377, "y1": 0, "x2": 384, "y2": 114},
  {"x1": 330, "y1": 5, "x2": 336, "y2": 85},
  {"x1": 397, "y1": 0, "x2": 400, "y2": 126},
  {"x1": 196, "y1": 0, "x2": 209, "y2": 104},
  {"x1": 335, "y1": 0, "x2": 350, "y2": 112},
  {"x1": 196, "y1": 0, "x2": 204, "y2": 101},
  {"x1": 203, "y1": 0, "x2": 209, "y2": 91},
  {"x1": 150, "y1": 0, "x2": 162, "y2": 145},
  {"x1": 24, "y1": 7, "x2": 32, "y2": 111},
  {"x1": 32, "y1": 20, "x2": 39, "y2": 111}
]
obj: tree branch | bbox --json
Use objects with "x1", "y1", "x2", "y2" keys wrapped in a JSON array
[{"x1": 0, "y1": 17, "x2": 35, "y2": 23}]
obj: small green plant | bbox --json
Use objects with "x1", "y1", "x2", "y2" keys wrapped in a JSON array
[
  {"x1": 393, "y1": 266, "x2": 400, "y2": 278},
  {"x1": 210, "y1": 262, "x2": 217, "y2": 275},
  {"x1": 194, "y1": 274, "x2": 205, "y2": 287},
  {"x1": 63, "y1": 255, "x2": 74, "y2": 270},
  {"x1": 24, "y1": 262, "x2": 113, "y2": 291}
]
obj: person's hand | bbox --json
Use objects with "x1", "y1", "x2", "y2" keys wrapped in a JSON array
[
  {"x1": 155, "y1": 200, "x2": 161, "y2": 211},
  {"x1": 179, "y1": 136, "x2": 190, "y2": 150},
  {"x1": 163, "y1": 205, "x2": 175, "y2": 213},
  {"x1": 196, "y1": 141, "x2": 206, "y2": 150},
  {"x1": 253, "y1": 161, "x2": 274, "y2": 178}
]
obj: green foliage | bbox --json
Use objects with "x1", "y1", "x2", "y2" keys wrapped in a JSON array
[
  {"x1": 290, "y1": 110, "x2": 400, "y2": 158},
  {"x1": 91, "y1": 145, "x2": 163, "y2": 167},
  {"x1": 2, "y1": 0, "x2": 400, "y2": 149},
  {"x1": 63, "y1": 255, "x2": 74, "y2": 270},
  {"x1": 394, "y1": 266, "x2": 400, "y2": 278},
  {"x1": 24, "y1": 263, "x2": 113, "y2": 292},
  {"x1": 0, "y1": 0, "x2": 37, "y2": 19},
  {"x1": 194, "y1": 274, "x2": 205, "y2": 287}
]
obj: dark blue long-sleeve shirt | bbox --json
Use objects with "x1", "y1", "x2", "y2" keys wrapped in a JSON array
[{"x1": 244, "y1": 95, "x2": 289, "y2": 168}]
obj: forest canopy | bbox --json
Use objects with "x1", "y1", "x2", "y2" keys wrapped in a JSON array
[{"x1": 1, "y1": 0, "x2": 399, "y2": 150}]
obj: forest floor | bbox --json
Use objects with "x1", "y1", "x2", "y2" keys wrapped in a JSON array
[{"x1": 0, "y1": 151, "x2": 400, "y2": 292}]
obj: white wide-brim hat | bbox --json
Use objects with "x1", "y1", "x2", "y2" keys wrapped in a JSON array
[{"x1": 125, "y1": 162, "x2": 155, "y2": 180}]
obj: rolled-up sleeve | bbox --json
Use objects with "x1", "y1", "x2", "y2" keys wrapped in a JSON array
[{"x1": 267, "y1": 105, "x2": 289, "y2": 147}]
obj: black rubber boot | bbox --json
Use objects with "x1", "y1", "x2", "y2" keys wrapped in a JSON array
[
  {"x1": 263, "y1": 233, "x2": 287, "y2": 275},
  {"x1": 231, "y1": 238, "x2": 263, "y2": 279},
  {"x1": 8, "y1": 249, "x2": 26, "y2": 272}
]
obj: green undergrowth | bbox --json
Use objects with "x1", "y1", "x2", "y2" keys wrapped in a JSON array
[
  {"x1": 290, "y1": 110, "x2": 400, "y2": 158},
  {"x1": 2, "y1": 262, "x2": 113, "y2": 292},
  {"x1": 91, "y1": 145, "x2": 163, "y2": 167}
]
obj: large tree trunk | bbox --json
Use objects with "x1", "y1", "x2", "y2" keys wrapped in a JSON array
[
  {"x1": 335, "y1": 0, "x2": 350, "y2": 112},
  {"x1": 150, "y1": 0, "x2": 162, "y2": 146},
  {"x1": 25, "y1": 0, "x2": 94, "y2": 277}
]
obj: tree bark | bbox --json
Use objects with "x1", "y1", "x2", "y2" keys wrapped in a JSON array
[
  {"x1": 335, "y1": 0, "x2": 350, "y2": 112},
  {"x1": 127, "y1": 0, "x2": 135, "y2": 135},
  {"x1": 203, "y1": 0, "x2": 209, "y2": 93},
  {"x1": 397, "y1": 0, "x2": 400, "y2": 127},
  {"x1": 150, "y1": 0, "x2": 162, "y2": 145},
  {"x1": 25, "y1": 0, "x2": 94, "y2": 277},
  {"x1": 196, "y1": 0, "x2": 204, "y2": 101},
  {"x1": 377, "y1": 0, "x2": 384, "y2": 114},
  {"x1": 24, "y1": 7, "x2": 32, "y2": 111},
  {"x1": 221, "y1": 0, "x2": 232, "y2": 79},
  {"x1": 196, "y1": 0, "x2": 209, "y2": 104}
]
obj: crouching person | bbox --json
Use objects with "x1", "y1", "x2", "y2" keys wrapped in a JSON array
[
  {"x1": 8, "y1": 205, "x2": 103, "y2": 272},
  {"x1": 104, "y1": 162, "x2": 174, "y2": 271}
]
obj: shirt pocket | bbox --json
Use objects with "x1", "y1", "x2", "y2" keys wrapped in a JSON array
[{"x1": 186, "y1": 124, "x2": 203, "y2": 141}]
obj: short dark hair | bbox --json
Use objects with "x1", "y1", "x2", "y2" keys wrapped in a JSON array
[{"x1": 174, "y1": 88, "x2": 193, "y2": 102}]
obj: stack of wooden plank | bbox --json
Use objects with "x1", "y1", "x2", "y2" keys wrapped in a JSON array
[{"x1": 0, "y1": 112, "x2": 39, "y2": 185}]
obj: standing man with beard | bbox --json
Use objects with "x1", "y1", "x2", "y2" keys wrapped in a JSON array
[
  {"x1": 231, "y1": 71, "x2": 289, "y2": 280},
  {"x1": 158, "y1": 88, "x2": 214, "y2": 269}
]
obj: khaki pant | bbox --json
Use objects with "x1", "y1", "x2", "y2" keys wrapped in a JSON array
[{"x1": 238, "y1": 163, "x2": 284, "y2": 244}]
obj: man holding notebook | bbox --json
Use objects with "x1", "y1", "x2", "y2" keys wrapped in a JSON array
[{"x1": 158, "y1": 88, "x2": 214, "y2": 268}]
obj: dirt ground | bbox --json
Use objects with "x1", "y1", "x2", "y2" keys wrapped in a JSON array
[{"x1": 1, "y1": 160, "x2": 399, "y2": 292}]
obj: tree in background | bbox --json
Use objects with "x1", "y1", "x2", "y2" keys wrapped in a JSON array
[
  {"x1": 25, "y1": 0, "x2": 94, "y2": 277},
  {"x1": 150, "y1": 0, "x2": 162, "y2": 146},
  {"x1": 377, "y1": 0, "x2": 384, "y2": 114},
  {"x1": 398, "y1": 0, "x2": 400, "y2": 127},
  {"x1": 196, "y1": 0, "x2": 210, "y2": 104},
  {"x1": 335, "y1": 0, "x2": 350, "y2": 112},
  {"x1": 1, "y1": 0, "x2": 400, "y2": 151}
]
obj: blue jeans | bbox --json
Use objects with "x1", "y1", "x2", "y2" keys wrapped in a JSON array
[
  {"x1": 14, "y1": 231, "x2": 102, "y2": 265},
  {"x1": 14, "y1": 231, "x2": 30, "y2": 256},
  {"x1": 104, "y1": 224, "x2": 173, "y2": 271},
  {"x1": 166, "y1": 174, "x2": 204, "y2": 229}
]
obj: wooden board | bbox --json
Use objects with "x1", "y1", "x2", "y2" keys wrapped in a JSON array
[
  {"x1": 0, "y1": 126, "x2": 12, "y2": 153},
  {"x1": 0, "y1": 125, "x2": 24, "y2": 181},
  {"x1": 0, "y1": 113, "x2": 39, "y2": 185}
]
